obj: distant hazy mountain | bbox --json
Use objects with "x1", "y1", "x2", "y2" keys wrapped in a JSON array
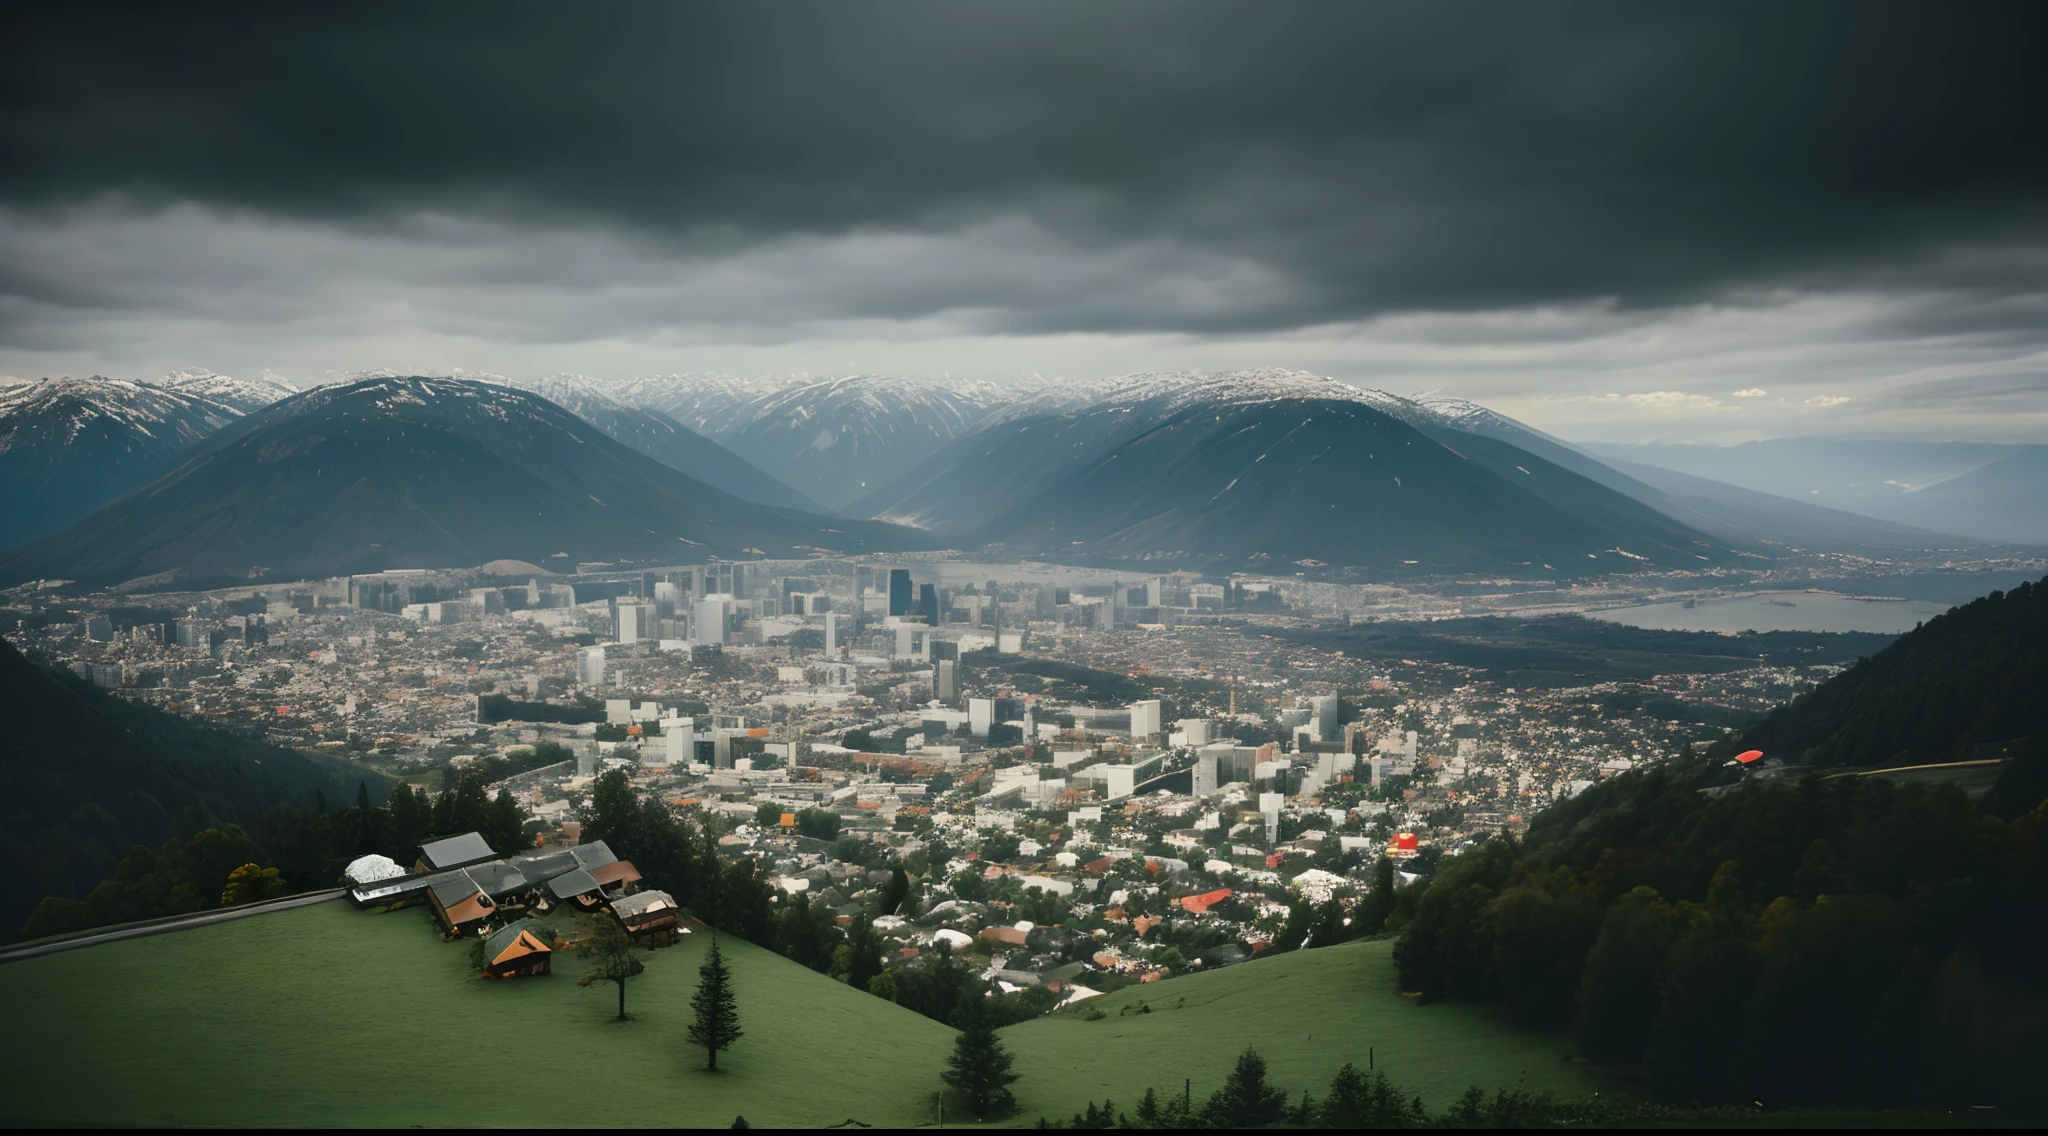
[
  {"x1": 0, "y1": 377, "x2": 241, "y2": 553},
  {"x1": 609, "y1": 372, "x2": 783, "y2": 437},
  {"x1": 1411, "y1": 395, "x2": 1978, "y2": 553},
  {"x1": 1852, "y1": 446, "x2": 2048, "y2": 545},
  {"x1": 1584, "y1": 438, "x2": 2042, "y2": 545},
  {"x1": 504, "y1": 374, "x2": 828, "y2": 513},
  {"x1": 859, "y1": 371, "x2": 1731, "y2": 575},
  {"x1": 159, "y1": 367, "x2": 299, "y2": 413},
  {"x1": 710, "y1": 375, "x2": 1012, "y2": 509},
  {"x1": 0, "y1": 377, "x2": 922, "y2": 589}
]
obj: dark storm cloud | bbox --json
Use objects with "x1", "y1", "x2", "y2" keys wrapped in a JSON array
[{"x1": 3, "y1": 1, "x2": 2047, "y2": 335}]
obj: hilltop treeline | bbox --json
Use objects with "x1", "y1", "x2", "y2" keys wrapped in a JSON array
[
  {"x1": 0, "y1": 638, "x2": 387, "y2": 940},
  {"x1": 1392, "y1": 756, "x2": 2048, "y2": 1110},
  {"x1": 21, "y1": 769, "x2": 527, "y2": 940},
  {"x1": 1742, "y1": 577, "x2": 2046, "y2": 767}
]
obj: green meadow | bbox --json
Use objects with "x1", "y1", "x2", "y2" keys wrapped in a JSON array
[
  {"x1": 0, "y1": 900, "x2": 955, "y2": 1128},
  {"x1": 1002, "y1": 937, "x2": 1621, "y2": 1123},
  {"x1": 0, "y1": 902, "x2": 1626, "y2": 1128}
]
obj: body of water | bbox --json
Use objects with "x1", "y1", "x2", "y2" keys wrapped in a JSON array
[{"x1": 1589, "y1": 591, "x2": 1950, "y2": 635}]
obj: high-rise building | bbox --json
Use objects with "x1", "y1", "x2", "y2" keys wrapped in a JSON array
[
  {"x1": 175, "y1": 618, "x2": 207, "y2": 649},
  {"x1": 576, "y1": 645, "x2": 607, "y2": 687},
  {"x1": 888, "y1": 568, "x2": 913, "y2": 617},
  {"x1": 823, "y1": 611, "x2": 839, "y2": 656},
  {"x1": 694, "y1": 596, "x2": 731, "y2": 645},
  {"x1": 653, "y1": 580, "x2": 682, "y2": 617},
  {"x1": 969, "y1": 697, "x2": 995, "y2": 738},
  {"x1": 616, "y1": 602, "x2": 653, "y2": 644},
  {"x1": 89, "y1": 662, "x2": 124, "y2": 689},
  {"x1": 935, "y1": 658, "x2": 959, "y2": 704},
  {"x1": 1130, "y1": 699, "x2": 1163, "y2": 740},
  {"x1": 1315, "y1": 695, "x2": 1341, "y2": 744},
  {"x1": 662, "y1": 717, "x2": 696, "y2": 766},
  {"x1": 918, "y1": 582, "x2": 940, "y2": 626}
]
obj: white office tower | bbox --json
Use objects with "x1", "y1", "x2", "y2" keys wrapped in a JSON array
[
  {"x1": 1315, "y1": 695, "x2": 1341, "y2": 743},
  {"x1": 969, "y1": 697, "x2": 995, "y2": 738},
  {"x1": 661, "y1": 717, "x2": 695, "y2": 766},
  {"x1": 576, "y1": 645, "x2": 607, "y2": 687},
  {"x1": 694, "y1": 596, "x2": 731, "y2": 645},
  {"x1": 1130, "y1": 699, "x2": 1163, "y2": 740},
  {"x1": 1259, "y1": 791, "x2": 1284, "y2": 845},
  {"x1": 575, "y1": 743, "x2": 598, "y2": 778},
  {"x1": 935, "y1": 658, "x2": 959, "y2": 703},
  {"x1": 1177, "y1": 718, "x2": 1213, "y2": 746},
  {"x1": 616, "y1": 603, "x2": 652, "y2": 644},
  {"x1": 823, "y1": 611, "x2": 838, "y2": 656},
  {"x1": 894, "y1": 623, "x2": 914, "y2": 658}
]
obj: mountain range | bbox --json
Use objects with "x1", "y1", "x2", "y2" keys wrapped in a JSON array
[
  {"x1": 6, "y1": 366, "x2": 2029, "y2": 588},
  {"x1": 0, "y1": 377, "x2": 922, "y2": 590},
  {"x1": 0, "y1": 377, "x2": 242, "y2": 552},
  {"x1": 855, "y1": 371, "x2": 1734, "y2": 575},
  {"x1": 1586, "y1": 437, "x2": 2046, "y2": 545},
  {"x1": 499, "y1": 374, "x2": 826, "y2": 513}
]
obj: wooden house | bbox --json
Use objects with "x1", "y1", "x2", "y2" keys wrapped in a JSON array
[
  {"x1": 426, "y1": 870, "x2": 498, "y2": 936},
  {"x1": 610, "y1": 890, "x2": 682, "y2": 939},
  {"x1": 480, "y1": 919, "x2": 553, "y2": 979}
]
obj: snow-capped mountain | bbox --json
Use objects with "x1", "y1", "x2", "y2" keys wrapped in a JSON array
[
  {"x1": 0, "y1": 376, "x2": 242, "y2": 552},
  {"x1": 0, "y1": 376, "x2": 925, "y2": 589},
  {"x1": 851, "y1": 368, "x2": 1736, "y2": 575},
  {"x1": 496, "y1": 374, "x2": 826, "y2": 512},
  {"x1": 609, "y1": 373, "x2": 784, "y2": 437},
  {"x1": 705, "y1": 374, "x2": 1017, "y2": 509},
  {"x1": 159, "y1": 367, "x2": 300, "y2": 413}
]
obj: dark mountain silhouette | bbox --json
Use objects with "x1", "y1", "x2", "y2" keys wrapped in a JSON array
[
  {"x1": 860, "y1": 382, "x2": 1732, "y2": 575},
  {"x1": 0, "y1": 377, "x2": 241, "y2": 553},
  {"x1": 0, "y1": 376, "x2": 923, "y2": 589},
  {"x1": 1743, "y1": 574, "x2": 2046, "y2": 768},
  {"x1": 0, "y1": 637, "x2": 383, "y2": 939}
]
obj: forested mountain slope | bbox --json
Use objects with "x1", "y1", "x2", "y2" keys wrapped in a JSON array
[
  {"x1": 0, "y1": 638, "x2": 384, "y2": 938},
  {"x1": 1742, "y1": 575, "x2": 2045, "y2": 767}
]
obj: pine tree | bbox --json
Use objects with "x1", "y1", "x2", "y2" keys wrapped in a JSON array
[
  {"x1": 941, "y1": 1000, "x2": 1019, "y2": 1117},
  {"x1": 689, "y1": 937, "x2": 744, "y2": 1070}
]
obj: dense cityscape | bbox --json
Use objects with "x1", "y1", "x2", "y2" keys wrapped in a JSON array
[{"x1": 8, "y1": 554, "x2": 1889, "y2": 994}]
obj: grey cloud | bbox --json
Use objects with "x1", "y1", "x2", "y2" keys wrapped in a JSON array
[{"x1": 5, "y1": 2, "x2": 2048, "y2": 337}]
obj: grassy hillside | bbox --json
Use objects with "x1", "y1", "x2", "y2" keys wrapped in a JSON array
[
  {"x1": 0, "y1": 900, "x2": 955, "y2": 1128},
  {"x1": 1001, "y1": 938, "x2": 1619, "y2": 1124}
]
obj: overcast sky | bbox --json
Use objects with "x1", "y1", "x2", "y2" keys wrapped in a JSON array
[{"x1": 3, "y1": 2, "x2": 2045, "y2": 442}]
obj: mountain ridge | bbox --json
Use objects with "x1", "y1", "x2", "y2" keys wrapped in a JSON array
[{"x1": 0, "y1": 376, "x2": 924, "y2": 589}]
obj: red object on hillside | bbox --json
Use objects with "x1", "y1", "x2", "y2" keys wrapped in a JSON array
[
  {"x1": 1735, "y1": 749, "x2": 1765, "y2": 764},
  {"x1": 1393, "y1": 832, "x2": 1420, "y2": 851},
  {"x1": 1181, "y1": 888, "x2": 1234, "y2": 914}
]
